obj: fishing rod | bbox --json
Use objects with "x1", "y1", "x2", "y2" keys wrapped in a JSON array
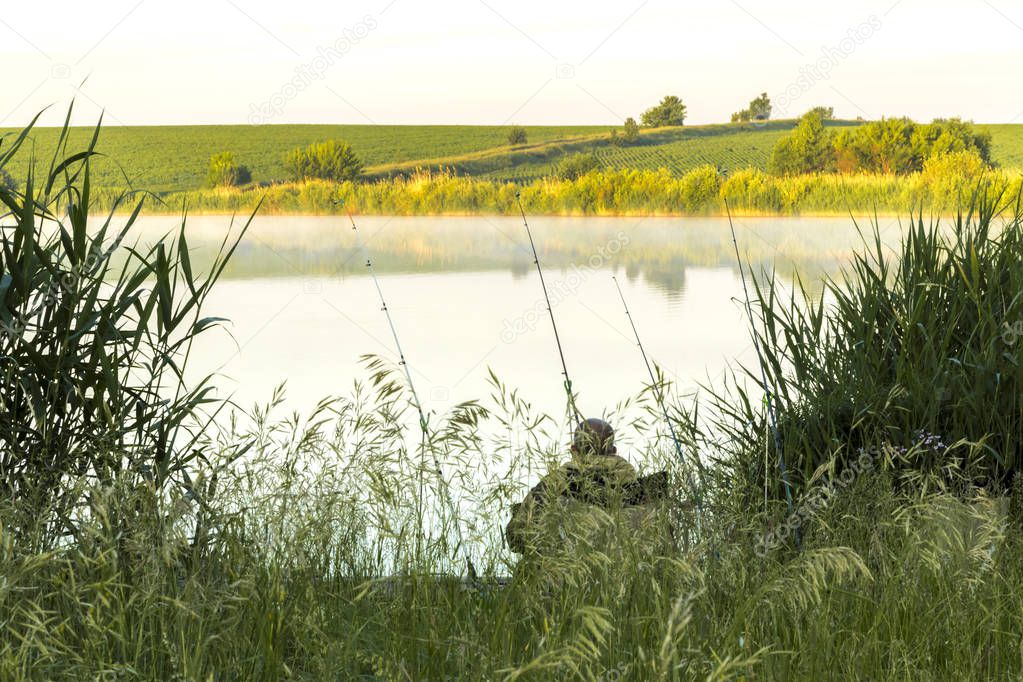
[
  {"x1": 611, "y1": 276, "x2": 705, "y2": 518},
  {"x1": 342, "y1": 203, "x2": 473, "y2": 574},
  {"x1": 514, "y1": 192, "x2": 583, "y2": 424},
  {"x1": 723, "y1": 198, "x2": 796, "y2": 522}
]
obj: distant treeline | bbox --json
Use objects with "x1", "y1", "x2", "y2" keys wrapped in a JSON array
[{"x1": 106, "y1": 162, "x2": 1023, "y2": 216}]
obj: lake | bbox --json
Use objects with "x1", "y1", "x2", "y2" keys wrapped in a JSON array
[{"x1": 132, "y1": 213, "x2": 905, "y2": 453}]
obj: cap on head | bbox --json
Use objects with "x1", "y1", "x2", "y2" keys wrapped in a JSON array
[{"x1": 572, "y1": 418, "x2": 615, "y2": 456}]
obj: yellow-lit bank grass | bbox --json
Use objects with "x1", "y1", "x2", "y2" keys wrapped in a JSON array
[{"x1": 116, "y1": 164, "x2": 1023, "y2": 216}]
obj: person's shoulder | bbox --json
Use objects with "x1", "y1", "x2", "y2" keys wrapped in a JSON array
[
  {"x1": 537, "y1": 461, "x2": 574, "y2": 486},
  {"x1": 606, "y1": 454, "x2": 638, "y2": 473},
  {"x1": 573, "y1": 454, "x2": 638, "y2": 484}
]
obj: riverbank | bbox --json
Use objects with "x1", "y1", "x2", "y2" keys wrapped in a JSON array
[{"x1": 96, "y1": 165, "x2": 1023, "y2": 217}]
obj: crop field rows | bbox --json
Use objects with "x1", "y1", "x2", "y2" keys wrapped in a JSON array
[{"x1": 480, "y1": 126, "x2": 799, "y2": 181}]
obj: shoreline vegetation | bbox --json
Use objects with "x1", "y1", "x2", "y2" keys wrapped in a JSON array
[
  {"x1": 9, "y1": 114, "x2": 1023, "y2": 219},
  {"x1": 97, "y1": 165, "x2": 1023, "y2": 217},
  {"x1": 8, "y1": 110, "x2": 1023, "y2": 678}
]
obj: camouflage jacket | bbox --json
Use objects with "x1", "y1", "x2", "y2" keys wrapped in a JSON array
[{"x1": 505, "y1": 455, "x2": 669, "y2": 554}]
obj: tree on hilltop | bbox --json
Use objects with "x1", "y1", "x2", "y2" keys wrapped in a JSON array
[
  {"x1": 641, "y1": 96, "x2": 687, "y2": 127},
  {"x1": 732, "y1": 92, "x2": 772, "y2": 123}
]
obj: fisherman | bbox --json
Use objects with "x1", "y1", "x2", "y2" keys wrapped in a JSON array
[{"x1": 505, "y1": 418, "x2": 671, "y2": 557}]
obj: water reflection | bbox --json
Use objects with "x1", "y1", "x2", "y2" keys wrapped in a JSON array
[{"x1": 131, "y1": 214, "x2": 905, "y2": 300}]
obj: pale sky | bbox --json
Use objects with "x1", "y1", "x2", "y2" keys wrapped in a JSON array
[{"x1": 1, "y1": 0, "x2": 1020, "y2": 127}]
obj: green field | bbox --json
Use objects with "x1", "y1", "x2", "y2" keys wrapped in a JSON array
[
  {"x1": 481, "y1": 123, "x2": 810, "y2": 181},
  {"x1": 982, "y1": 123, "x2": 1023, "y2": 168},
  {"x1": 4, "y1": 119, "x2": 1022, "y2": 197},
  {"x1": 0, "y1": 123, "x2": 603, "y2": 192}
]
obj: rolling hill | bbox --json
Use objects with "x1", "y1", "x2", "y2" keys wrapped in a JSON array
[{"x1": 2, "y1": 119, "x2": 1021, "y2": 195}]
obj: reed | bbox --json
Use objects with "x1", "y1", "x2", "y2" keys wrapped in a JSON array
[
  {"x1": 0, "y1": 105, "x2": 254, "y2": 547},
  {"x1": 711, "y1": 184, "x2": 1023, "y2": 512}
]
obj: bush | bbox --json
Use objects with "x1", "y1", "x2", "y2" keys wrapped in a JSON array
[
  {"x1": 918, "y1": 149, "x2": 991, "y2": 208},
  {"x1": 677, "y1": 165, "x2": 720, "y2": 210},
  {"x1": 720, "y1": 167, "x2": 783, "y2": 211},
  {"x1": 917, "y1": 118, "x2": 992, "y2": 164},
  {"x1": 556, "y1": 153, "x2": 601, "y2": 180},
  {"x1": 507, "y1": 126, "x2": 528, "y2": 145},
  {"x1": 641, "y1": 95, "x2": 687, "y2": 127},
  {"x1": 205, "y1": 151, "x2": 251, "y2": 188},
  {"x1": 835, "y1": 118, "x2": 918, "y2": 174},
  {"x1": 834, "y1": 117, "x2": 991, "y2": 174},
  {"x1": 767, "y1": 115, "x2": 992, "y2": 176},
  {"x1": 284, "y1": 139, "x2": 363, "y2": 182},
  {"x1": 623, "y1": 117, "x2": 640, "y2": 143},
  {"x1": 769, "y1": 111, "x2": 836, "y2": 175}
]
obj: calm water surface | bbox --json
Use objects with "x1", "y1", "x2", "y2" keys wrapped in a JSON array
[{"x1": 130, "y1": 214, "x2": 904, "y2": 452}]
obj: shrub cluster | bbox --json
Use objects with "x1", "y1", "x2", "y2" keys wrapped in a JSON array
[
  {"x1": 507, "y1": 126, "x2": 528, "y2": 145},
  {"x1": 771, "y1": 111, "x2": 993, "y2": 176},
  {"x1": 284, "y1": 139, "x2": 364, "y2": 182},
  {"x1": 556, "y1": 152, "x2": 602, "y2": 180},
  {"x1": 205, "y1": 151, "x2": 251, "y2": 187}
]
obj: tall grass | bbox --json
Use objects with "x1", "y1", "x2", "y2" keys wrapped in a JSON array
[
  {"x1": 713, "y1": 187, "x2": 1023, "y2": 512},
  {"x1": 4, "y1": 112, "x2": 1023, "y2": 680},
  {"x1": 2, "y1": 377, "x2": 1022, "y2": 680},
  {"x1": 104, "y1": 164, "x2": 1023, "y2": 217}
]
